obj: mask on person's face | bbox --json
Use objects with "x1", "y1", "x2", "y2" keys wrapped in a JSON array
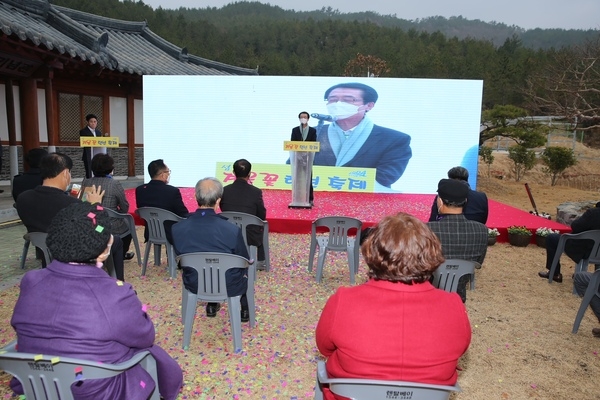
[
  {"x1": 299, "y1": 118, "x2": 308, "y2": 124},
  {"x1": 326, "y1": 102, "x2": 360, "y2": 121}
]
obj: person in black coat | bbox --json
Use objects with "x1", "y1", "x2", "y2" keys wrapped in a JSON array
[
  {"x1": 429, "y1": 166, "x2": 489, "y2": 224},
  {"x1": 290, "y1": 111, "x2": 317, "y2": 203},
  {"x1": 220, "y1": 159, "x2": 267, "y2": 268},
  {"x1": 12, "y1": 148, "x2": 48, "y2": 201},
  {"x1": 135, "y1": 159, "x2": 189, "y2": 243},
  {"x1": 539, "y1": 202, "x2": 600, "y2": 282}
]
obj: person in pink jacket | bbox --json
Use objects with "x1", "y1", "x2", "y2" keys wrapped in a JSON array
[{"x1": 316, "y1": 212, "x2": 471, "y2": 399}]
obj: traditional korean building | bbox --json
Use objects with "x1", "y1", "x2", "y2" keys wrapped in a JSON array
[{"x1": 0, "y1": 0, "x2": 257, "y2": 180}]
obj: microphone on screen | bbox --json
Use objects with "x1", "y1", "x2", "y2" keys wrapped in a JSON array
[{"x1": 310, "y1": 113, "x2": 333, "y2": 121}]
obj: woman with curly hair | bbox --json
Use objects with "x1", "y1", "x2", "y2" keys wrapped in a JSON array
[{"x1": 316, "y1": 212, "x2": 471, "y2": 399}]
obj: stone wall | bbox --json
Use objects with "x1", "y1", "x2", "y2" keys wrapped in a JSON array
[{"x1": 0, "y1": 146, "x2": 144, "y2": 180}]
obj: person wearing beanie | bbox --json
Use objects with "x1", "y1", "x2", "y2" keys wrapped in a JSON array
[
  {"x1": 427, "y1": 179, "x2": 488, "y2": 302},
  {"x1": 428, "y1": 166, "x2": 489, "y2": 224},
  {"x1": 10, "y1": 202, "x2": 183, "y2": 400}
]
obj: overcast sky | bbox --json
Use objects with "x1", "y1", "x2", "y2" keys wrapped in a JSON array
[{"x1": 142, "y1": 0, "x2": 600, "y2": 30}]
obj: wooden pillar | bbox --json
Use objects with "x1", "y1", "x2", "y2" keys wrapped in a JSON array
[
  {"x1": 19, "y1": 78, "x2": 40, "y2": 153},
  {"x1": 44, "y1": 75, "x2": 56, "y2": 152},
  {"x1": 127, "y1": 94, "x2": 135, "y2": 177},
  {"x1": 5, "y1": 80, "x2": 18, "y2": 178}
]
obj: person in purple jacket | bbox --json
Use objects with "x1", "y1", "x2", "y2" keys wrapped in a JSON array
[{"x1": 10, "y1": 202, "x2": 183, "y2": 400}]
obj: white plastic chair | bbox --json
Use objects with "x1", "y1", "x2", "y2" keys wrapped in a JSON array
[
  {"x1": 314, "y1": 360, "x2": 460, "y2": 400},
  {"x1": 220, "y1": 211, "x2": 270, "y2": 271},
  {"x1": 178, "y1": 252, "x2": 255, "y2": 352},
  {"x1": 548, "y1": 230, "x2": 600, "y2": 294},
  {"x1": 136, "y1": 207, "x2": 185, "y2": 279},
  {"x1": 431, "y1": 259, "x2": 478, "y2": 293},
  {"x1": 308, "y1": 216, "x2": 362, "y2": 284},
  {"x1": 0, "y1": 340, "x2": 160, "y2": 400},
  {"x1": 104, "y1": 208, "x2": 143, "y2": 267},
  {"x1": 20, "y1": 232, "x2": 52, "y2": 269},
  {"x1": 572, "y1": 269, "x2": 600, "y2": 334}
]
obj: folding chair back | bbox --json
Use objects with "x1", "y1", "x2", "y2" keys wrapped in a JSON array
[
  {"x1": 178, "y1": 252, "x2": 255, "y2": 352},
  {"x1": 136, "y1": 207, "x2": 185, "y2": 278},
  {"x1": 219, "y1": 211, "x2": 270, "y2": 271},
  {"x1": 431, "y1": 259, "x2": 477, "y2": 293},
  {"x1": 314, "y1": 360, "x2": 460, "y2": 400},
  {"x1": 104, "y1": 208, "x2": 143, "y2": 267},
  {"x1": 308, "y1": 216, "x2": 362, "y2": 284},
  {"x1": 0, "y1": 341, "x2": 160, "y2": 400}
]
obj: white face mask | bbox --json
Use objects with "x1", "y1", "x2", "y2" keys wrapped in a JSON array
[
  {"x1": 299, "y1": 118, "x2": 308, "y2": 124},
  {"x1": 326, "y1": 102, "x2": 360, "y2": 120}
]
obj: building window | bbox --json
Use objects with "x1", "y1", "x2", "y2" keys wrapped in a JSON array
[{"x1": 58, "y1": 93, "x2": 103, "y2": 142}]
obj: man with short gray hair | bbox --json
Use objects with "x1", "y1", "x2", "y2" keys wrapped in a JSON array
[{"x1": 172, "y1": 178, "x2": 251, "y2": 321}]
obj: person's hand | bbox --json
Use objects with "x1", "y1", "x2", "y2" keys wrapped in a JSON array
[{"x1": 86, "y1": 185, "x2": 105, "y2": 204}]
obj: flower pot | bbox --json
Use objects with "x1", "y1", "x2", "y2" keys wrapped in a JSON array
[
  {"x1": 508, "y1": 233, "x2": 531, "y2": 247},
  {"x1": 487, "y1": 236, "x2": 497, "y2": 246},
  {"x1": 535, "y1": 235, "x2": 547, "y2": 248}
]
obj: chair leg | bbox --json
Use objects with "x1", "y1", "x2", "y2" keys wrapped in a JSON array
[
  {"x1": 263, "y1": 228, "x2": 271, "y2": 272},
  {"x1": 166, "y1": 244, "x2": 177, "y2": 279},
  {"x1": 182, "y1": 292, "x2": 198, "y2": 349},
  {"x1": 347, "y1": 246, "x2": 355, "y2": 285},
  {"x1": 142, "y1": 241, "x2": 152, "y2": 276},
  {"x1": 548, "y1": 238, "x2": 566, "y2": 284},
  {"x1": 228, "y1": 296, "x2": 243, "y2": 352},
  {"x1": 20, "y1": 240, "x2": 30, "y2": 270},
  {"x1": 308, "y1": 238, "x2": 317, "y2": 272},
  {"x1": 153, "y1": 244, "x2": 161, "y2": 266},
  {"x1": 316, "y1": 248, "x2": 328, "y2": 283},
  {"x1": 573, "y1": 271, "x2": 600, "y2": 333},
  {"x1": 573, "y1": 260, "x2": 587, "y2": 294},
  {"x1": 132, "y1": 231, "x2": 143, "y2": 267}
]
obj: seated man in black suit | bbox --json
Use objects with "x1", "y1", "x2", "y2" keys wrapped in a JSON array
[
  {"x1": 220, "y1": 159, "x2": 267, "y2": 269},
  {"x1": 135, "y1": 159, "x2": 189, "y2": 243},
  {"x1": 12, "y1": 148, "x2": 48, "y2": 201},
  {"x1": 15, "y1": 153, "x2": 127, "y2": 278},
  {"x1": 539, "y1": 201, "x2": 600, "y2": 283},
  {"x1": 429, "y1": 166, "x2": 489, "y2": 224},
  {"x1": 172, "y1": 177, "x2": 250, "y2": 321}
]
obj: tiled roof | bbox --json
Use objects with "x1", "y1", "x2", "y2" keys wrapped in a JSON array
[{"x1": 0, "y1": 0, "x2": 258, "y2": 76}]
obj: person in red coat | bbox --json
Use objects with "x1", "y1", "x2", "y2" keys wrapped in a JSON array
[{"x1": 315, "y1": 213, "x2": 471, "y2": 400}]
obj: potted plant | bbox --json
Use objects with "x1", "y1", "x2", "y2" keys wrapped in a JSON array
[
  {"x1": 535, "y1": 227, "x2": 559, "y2": 248},
  {"x1": 488, "y1": 228, "x2": 500, "y2": 246},
  {"x1": 507, "y1": 225, "x2": 533, "y2": 247}
]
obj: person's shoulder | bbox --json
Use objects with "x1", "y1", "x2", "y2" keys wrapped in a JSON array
[{"x1": 371, "y1": 124, "x2": 410, "y2": 138}]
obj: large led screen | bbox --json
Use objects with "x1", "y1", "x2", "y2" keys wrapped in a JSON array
[{"x1": 143, "y1": 76, "x2": 483, "y2": 193}]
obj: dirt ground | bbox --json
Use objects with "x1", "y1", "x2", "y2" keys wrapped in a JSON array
[{"x1": 477, "y1": 141, "x2": 600, "y2": 218}]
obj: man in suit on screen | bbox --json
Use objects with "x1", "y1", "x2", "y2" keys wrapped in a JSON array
[{"x1": 312, "y1": 82, "x2": 412, "y2": 188}]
